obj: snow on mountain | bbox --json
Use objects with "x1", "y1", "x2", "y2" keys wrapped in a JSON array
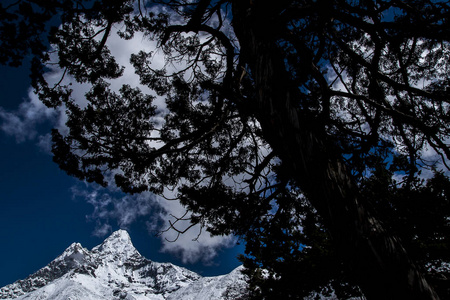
[
  {"x1": 0, "y1": 230, "x2": 246, "y2": 300},
  {"x1": 166, "y1": 266, "x2": 248, "y2": 300}
]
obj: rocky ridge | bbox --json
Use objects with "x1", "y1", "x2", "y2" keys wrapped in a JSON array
[{"x1": 0, "y1": 230, "x2": 247, "y2": 300}]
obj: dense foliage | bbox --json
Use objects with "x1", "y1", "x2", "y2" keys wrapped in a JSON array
[
  {"x1": 241, "y1": 166, "x2": 450, "y2": 299},
  {"x1": 2, "y1": 0, "x2": 450, "y2": 299}
]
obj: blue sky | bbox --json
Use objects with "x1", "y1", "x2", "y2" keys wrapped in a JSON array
[{"x1": 0, "y1": 61, "x2": 243, "y2": 288}]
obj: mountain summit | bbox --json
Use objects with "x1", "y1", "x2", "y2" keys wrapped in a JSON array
[
  {"x1": 0, "y1": 230, "x2": 247, "y2": 300},
  {"x1": 91, "y1": 229, "x2": 140, "y2": 262}
]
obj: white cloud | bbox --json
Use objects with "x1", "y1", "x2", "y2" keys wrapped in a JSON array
[
  {"x1": 3, "y1": 13, "x2": 239, "y2": 266},
  {"x1": 0, "y1": 90, "x2": 56, "y2": 143},
  {"x1": 92, "y1": 222, "x2": 113, "y2": 238},
  {"x1": 151, "y1": 186, "x2": 238, "y2": 264},
  {"x1": 72, "y1": 180, "x2": 237, "y2": 265},
  {"x1": 161, "y1": 228, "x2": 237, "y2": 265},
  {"x1": 0, "y1": 26, "x2": 164, "y2": 146},
  {"x1": 0, "y1": 68, "x2": 79, "y2": 152},
  {"x1": 36, "y1": 133, "x2": 53, "y2": 154}
]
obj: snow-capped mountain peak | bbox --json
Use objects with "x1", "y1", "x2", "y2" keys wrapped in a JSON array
[
  {"x1": 91, "y1": 229, "x2": 140, "y2": 262},
  {"x1": 0, "y1": 230, "x2": 247, "y2": 300},
  {"x1": 54, "y1": 242, "x2": 90, "y2": 267}
]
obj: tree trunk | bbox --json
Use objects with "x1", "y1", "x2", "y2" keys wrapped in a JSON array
[{"x1": 231, "y1": 1, "x2": 439, "y2": 299}]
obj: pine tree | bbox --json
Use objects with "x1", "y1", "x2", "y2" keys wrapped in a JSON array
[{"x1": 2, "y1": 1, "x2": 450, "y2": 298}]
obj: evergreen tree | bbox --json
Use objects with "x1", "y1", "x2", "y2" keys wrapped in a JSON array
[{"x1": 2, "y1": 0, "x2": 450, "y2": 298}]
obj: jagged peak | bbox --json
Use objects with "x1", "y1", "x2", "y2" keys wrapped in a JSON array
[
  {"x1": 91, "y1": 229, "x2": 140, "y2": 259},
  {"x1": 105, "y1": 229, "x2": 131, "y2": 242},
  {"x1": 54, "y1": 242, "x2": 89, "y2": 262},
  {"x1": 65, "y1": 242, "x2": 85, "y2": 253}
]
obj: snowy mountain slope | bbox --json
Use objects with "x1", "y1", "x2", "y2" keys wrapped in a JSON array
[
  {"x1": 0, "y1": 230, "x2": 246, "y2": 300},
  {"x1": 167, "y1": 266, "x2": 248, "y2": 300}
]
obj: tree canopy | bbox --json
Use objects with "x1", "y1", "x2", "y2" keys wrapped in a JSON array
[{"x1": 2, "y1": 0, "x2": 450, "y2": 299}]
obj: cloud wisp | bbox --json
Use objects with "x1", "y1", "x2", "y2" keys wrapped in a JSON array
[
  {"x1": 0, "y1": 91, "x2": 56, "y2": 144},
  {"x1": 72, "y1": 179, "x2": 237, "y2": 265}
]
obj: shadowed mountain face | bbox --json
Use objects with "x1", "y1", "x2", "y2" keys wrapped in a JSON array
[{"x1": 0, "y1": 230, "x2": 248, "y2": 300}]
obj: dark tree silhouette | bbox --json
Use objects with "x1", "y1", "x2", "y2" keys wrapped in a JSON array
[
  {"x1": 241, "y1": 163, "x2": 450, "y2": 299},
  {"x1": 2, "y1": 0, "x2": 450, "y2": 299}
]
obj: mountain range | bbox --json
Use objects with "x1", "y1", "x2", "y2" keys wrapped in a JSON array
[{"x1": 0, "y1": 230, "x2": 248, "y2": 300}]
